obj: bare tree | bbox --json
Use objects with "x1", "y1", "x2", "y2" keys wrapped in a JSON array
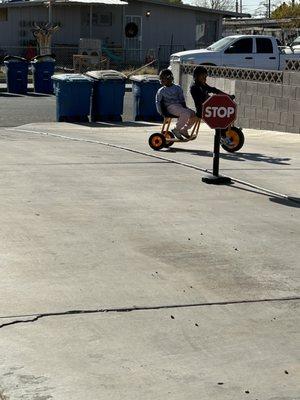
[
  {"x1": 254, "y1": 0, "x2": 281, "y2": 17},
  {"x1": 195, "y1": 0, "x2": 236, "y2": 11}
]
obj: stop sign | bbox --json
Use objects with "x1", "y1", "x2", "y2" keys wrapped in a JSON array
[{"x1": 202, "y1": 94, "x2": 236, "y2": 129}]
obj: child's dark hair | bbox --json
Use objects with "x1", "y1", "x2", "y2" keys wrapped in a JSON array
[
  {"x1": 193, "y1": 66, "x2": 208, "y2": 78},
  {"x1": 159, "y1": 69, "x2": 173, "y2": 79}
]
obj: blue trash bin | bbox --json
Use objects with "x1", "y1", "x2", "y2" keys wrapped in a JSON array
[
  {"x1": 86, "y1": 70, "x2": 126, "y2": 122},
  {"x1": 4, "y1": 56, "x2": 28, "y2": 94},
  {"x1": 31, "y1": 54, "x2": 55, "y2": 94},
  {"x1": 52, "y1": 74, "x2": 93, "y2": 122},
  {"x1": 130, "y1": 75, "x2": 163, "y2": 122}
]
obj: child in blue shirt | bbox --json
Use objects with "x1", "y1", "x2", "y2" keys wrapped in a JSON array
[{"x1": 156, "y1": 69, "x2": 196, "y2": 139}]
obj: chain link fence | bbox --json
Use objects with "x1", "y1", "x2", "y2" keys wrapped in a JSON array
[{"x1": 0, "y1": 44, "x2": 185, "y2": 73}]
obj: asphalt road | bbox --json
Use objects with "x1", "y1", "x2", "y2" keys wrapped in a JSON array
[{"x1": 0, "y1": 90, "x2": 133, "y2": 127}]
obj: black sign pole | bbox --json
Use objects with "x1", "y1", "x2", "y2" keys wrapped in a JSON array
[
  {"x1": 212, "y1": 128, "x2": 221, "y2": 177},
  {"x1": 202, "y1": 127, "x2": 231, "y2": 185}
]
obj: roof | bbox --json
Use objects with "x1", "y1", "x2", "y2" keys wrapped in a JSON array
[
  {"x1": 134, "y1": 0, "x2": 251, "y2": 18},
  {"x1": 60, "y1": 0, "x2": 127, "y2": 4},
  {"x1": 0, "y1": 0, "x2": 250, "y2": 16},
  {"x1": 223, "y1": 17, "x2": 298, "y2": 27},
  {"x1": 0, "y1": 0, "x2": 127, "y2": 6}
]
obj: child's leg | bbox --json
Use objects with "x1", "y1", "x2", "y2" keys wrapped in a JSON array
[
  {"x1": 167, "y1": 105, "x2": 196, "y2": 134},
  {"x1": 185, "y1": 109, "x2": 197, "y2": 131}
]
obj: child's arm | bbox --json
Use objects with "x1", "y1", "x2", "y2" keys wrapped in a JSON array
[
  {"x1": 205, "y1": 84, "x2": 225, "y2": 95},
  {"x1": 155, "y1": 88, "x2": 163, "y2": 115}
]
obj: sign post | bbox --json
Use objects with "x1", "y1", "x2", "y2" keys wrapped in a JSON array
[{"x1": 201, "y1": 94, "x2": 236, "y2": 185}]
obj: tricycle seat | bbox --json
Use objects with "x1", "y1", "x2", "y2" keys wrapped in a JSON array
[{"x1": 162, "y1": 112, "x2": 177, "y2": 119}]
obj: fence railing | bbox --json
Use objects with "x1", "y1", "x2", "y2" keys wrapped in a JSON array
[
  {"x1": 285, "y1": 59, "x2": 300, "y2": 71},
  {"x1": 181, "y1": 64, "x2": 284, "y2": 83},
  {"x1": 180, "y1": 62, "x2": 300, "y2": 84}
]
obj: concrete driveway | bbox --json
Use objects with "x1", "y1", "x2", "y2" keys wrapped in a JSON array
[{"x1": 0, "y1": 122, "x2": 299, "y2": 400}]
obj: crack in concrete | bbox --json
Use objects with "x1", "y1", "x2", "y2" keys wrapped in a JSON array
[{"x1": 0, "y1": 296, "x2": 299, "y2": 330}]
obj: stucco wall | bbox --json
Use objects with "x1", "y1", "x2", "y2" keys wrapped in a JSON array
[
  {"x1": 0, "y1": 1, "x2": 222, "y2": 50},
  {"x1": 126, "y1": 1, "x2": 221, "y2": 50},
  {"x1": 0, "y1": 5, "x2": 82, "y2": 47}
]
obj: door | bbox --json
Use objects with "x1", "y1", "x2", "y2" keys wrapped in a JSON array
[
  {"x1": 254, "y1": 37, "x2": 278, "y2": 70},
  {"x1": 221, "y1": 37, "x2": 255, "y2": 68},
  {"x1": 124, "y1": 15, "x2": 142, "y2": 63}
]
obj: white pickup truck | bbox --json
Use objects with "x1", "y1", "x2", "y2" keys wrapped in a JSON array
[{"x1": 170, "y1": 35, "x2": 300, "y2": 70}]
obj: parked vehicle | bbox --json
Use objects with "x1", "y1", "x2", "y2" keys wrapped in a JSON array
[
  {"x1": 170, "y1": 35, "x2": 300, "y2": 70},
  {"x1": 290, "y1": 36, "x2": 300, "y2": 52}
]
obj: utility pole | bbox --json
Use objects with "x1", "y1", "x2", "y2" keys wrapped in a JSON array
[
  {"x1": 239, "y1": 0, "x2": 242, "y2": 13},
  {"x1": 236, "y1": 0, "x2": 239, "y2": 13},
  {"x1": 48, "y1": 0, "x2": 52, "y2": 25},
  {"x1": 268, "y1": 0, "x2": 271, "y2": 18}
]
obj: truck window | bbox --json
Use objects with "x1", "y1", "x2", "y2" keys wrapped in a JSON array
[
  {"x1": 224, "y1": 38, "x2": 253, "y2": 54},
  {"x1": 256, "y1": 38, "x2": 273, "y2": 53}
]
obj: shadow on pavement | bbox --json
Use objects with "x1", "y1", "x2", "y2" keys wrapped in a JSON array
[
  {"x1": 26, "y1": 93, "x2": 53, "y2": 98},
  {"x1": 72, "y1": 121, "x2": 160, "y2": 128},
  {"x1": 270, "y1": 196, "x2": 300, "y2": 208},
  {"x1": 167, "y1": 147, "x2": 291, "y2": 165},
  {"x1": 229, "y1": 183, "x2": 300, "y2": 208},
  {"x1": 0, "y1": 92, "x2": 23, "y2": 98}
]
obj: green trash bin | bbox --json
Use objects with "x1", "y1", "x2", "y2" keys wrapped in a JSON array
[
  {"x1": 52, "y1": 74, "x2": 93, "y2": 122},
  {"x1": 4, "y1": 55, "x2": 28, "y2": 94},
  {"x1": 130, "y1": 75, "x2": 163, "y2": 122},
  {"x1": 31, "y1": 54, "x2": 56, "y2": 94},
  {"x1": 86, "y1": 70, "x2": 126, "y2": 122}
]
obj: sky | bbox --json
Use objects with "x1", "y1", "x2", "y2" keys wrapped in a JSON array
[{"x1": 187, "y1": 0, "x2": 278, "y2": 17}]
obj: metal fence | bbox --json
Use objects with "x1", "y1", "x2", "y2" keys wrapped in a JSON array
[
  {"x1": 180, "y1": 62, "x2": 300, "y2": 84},
  {"x1": 0, "y1": 44, "x2": 185, "y2": 72}
]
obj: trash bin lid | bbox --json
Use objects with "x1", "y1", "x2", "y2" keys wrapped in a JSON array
[
  {"x1": 4, "y1": 55, "x2": 27, "y2": 63},
  {"x1": 130, "y1": 74, "x2": 160, "y2": 82},
  {"x1": 51, "y1": 73, "x2": 93, "y2": 82},
  {"x1": 86, "y1": 70, "x2": 126, "y2": 80},
  {"x1": 32, "y1": 54, "x2": 56, "y2": 62}
]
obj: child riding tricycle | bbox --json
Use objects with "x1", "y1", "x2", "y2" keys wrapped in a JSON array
[{"x1": 148, "y1": 67, "x2": 244, "y2": 152}]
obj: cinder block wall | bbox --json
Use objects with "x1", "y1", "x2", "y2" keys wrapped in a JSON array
[
  {"x1": 181, "y1": 70, "x2": 300, "y2": 134},
  {"x1": 233, "y1": 72, "x2": 300, "y2": 133}
]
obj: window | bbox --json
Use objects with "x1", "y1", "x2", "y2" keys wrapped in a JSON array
[
  {"x1": 207, "y1": 37, "x2": 236, "y2": 51},
  {"x1": 0, "y1": 8, "x2": 8, "y2": 22},
  {"x1": 256, "y1": 38, "x2": 273, "y2": 53},
  {"x1": 82, "y1": 11, "x2": 112, "y2": 27},
  {"x1": 224, "y1": 38, "x2": 253, "y2": 54},
  {"x1": 195, "y1": 17, "x2": 217, "y2": 48}
]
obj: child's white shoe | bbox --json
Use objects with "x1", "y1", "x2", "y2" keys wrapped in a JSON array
[
  {"x1": 180, "y1": 131, "x2": 190, "y2": 139},
  {"x1": 171, "y1": 128, "x2": 183, "y2": 140}
]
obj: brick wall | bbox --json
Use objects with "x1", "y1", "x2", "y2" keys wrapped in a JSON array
[{"x1": 180, "y1": 67, "x2": 300, "y2": 134}]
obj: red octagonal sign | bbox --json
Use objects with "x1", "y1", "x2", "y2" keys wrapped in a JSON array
[{"x1": 202, "y1": 94, "x2": 237, "y2": 129}]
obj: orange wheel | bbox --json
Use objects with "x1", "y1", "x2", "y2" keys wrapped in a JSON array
[
  {"x1": 221, "y1": 126, "x2": 244, "y2": 153},
  {"x1": 148, "y1": 133, "x2": 166, "y2": 151}
]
